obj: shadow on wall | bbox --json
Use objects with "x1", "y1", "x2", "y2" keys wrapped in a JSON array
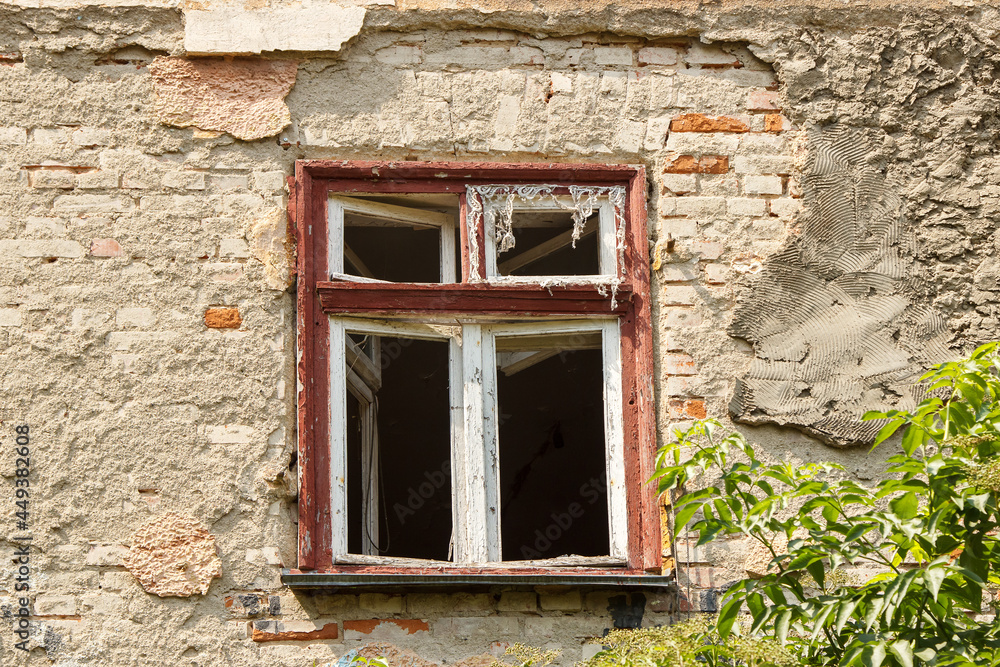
[{"x1": 729, "y1": 125, "x2": 951, "y2": 447}]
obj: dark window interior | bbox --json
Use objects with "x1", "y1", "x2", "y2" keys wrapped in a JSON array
[
  {"x1": 344, "y1": 223, "x2": 439, "y2": 283},
  {"x1": 339, "y1": 194, "x2": 459, "y2": 283},
  {"x1": 345, "y1": 334, "x2": 453, "y2": 560},
  {"x1": 495, "y1": 336, "x2": 609, "y2": 560},
  {"x1": 498, "y1": 211, "x2": 600, "y2": 277}
]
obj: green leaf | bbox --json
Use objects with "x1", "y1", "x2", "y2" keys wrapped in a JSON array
[
  {"x1": 673, "y1": 502, "x2": 701, "y2": 532},
  {"x1": 835, "y1": 598, "x2": 859, "y2": 634},
  {"x1": 864, "y1": 597, "x2": 884, "y2": 631},
  {"x1": 925, "y1": 565, "x2": 946, "y2": 602},
  {"x1": 846, "y1": 522, "x2": 877, "y2": 544},
  {"x1": 889, "y1": 640, "x2": 914, "y2": 667},
  {"x1": 901, "y1": 424, "x2": 926, "y2": 457},
  {"x1": 716, "y1": 595, "x2": 741, "y2": 639},
  {"x1": 861, "y1": 641, "x2": 887, "y2": 667},
  {"x1": 890, "y1": 491, "x2": 919, "y2": 520},
  {"x1": 872, "y1": 419, "x2": 905, "y2": 447},
  {"x1": 807, "y1": 558, "x2": 826, "y2": 590},
  {"x1": 775, "y1": 609, "x2": 791, "y2": 645}
]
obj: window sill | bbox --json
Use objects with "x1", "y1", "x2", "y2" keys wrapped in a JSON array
[{"x1": 281, "y1": 568, "x2": 675, "y2": 591}]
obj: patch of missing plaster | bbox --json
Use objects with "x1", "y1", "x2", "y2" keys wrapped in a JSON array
[
  {"x1": 246, "y1": 207, "x2": 295, "y2": 290},
  {"x1": 729, "y1": 126, "x2": 950, "y2": 447},
  {"x1": 148, "y1": 57, "x2": 296, "y2": 141},
  {"x1": 356, "y1": 642, "x2": 438, "y2": 667},
  {"x1": 122, "y1": 512, "x2": 222, "y2": 597}
]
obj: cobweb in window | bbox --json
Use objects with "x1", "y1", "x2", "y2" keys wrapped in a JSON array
[{"x1": 465, "y1": 184, "x2": 626, "y2": 282}]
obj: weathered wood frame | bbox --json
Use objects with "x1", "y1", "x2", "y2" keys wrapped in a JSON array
[{"x1": 295, "y1": 161, "x2": 657, "y2": 576}]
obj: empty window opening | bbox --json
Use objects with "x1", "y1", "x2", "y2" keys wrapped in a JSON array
[
  {"x1": 497, "y1": 210, "x2": 600, "y2": 277},
  {"x1": 345, "y1": 334, "x2": 452, "y2": 560},
  {"x1": 333, "y1": 194, "x2": 459, "y2": 283},
  {"x1": 495, "y1": 333, "x2": 609, "y2": 561}
]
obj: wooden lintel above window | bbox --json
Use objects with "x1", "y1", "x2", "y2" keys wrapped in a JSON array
[{"x1": 316, "y1": 281, "x2": 632, "y2": 316}]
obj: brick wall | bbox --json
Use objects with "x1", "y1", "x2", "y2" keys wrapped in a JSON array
[{"x1": 0, "y1": 3, "x2": 944, "y2": 664}]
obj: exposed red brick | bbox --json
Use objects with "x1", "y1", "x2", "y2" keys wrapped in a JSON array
[
  {"x1": 668, "y1": 398, "x2": 707, "y2": 420},
  {"x1": 204, "y1": 307, "x2": 242, "y2": 329},
  {"x1": 251, "y1": 621, "x2": 338, "y2": 642},
  {"x1": 664, "y1": 155, "x2": 729, "y2": 174},
  {"x1": 669, "y1": 114, "x2": 749, "y2": 133},
  {"x1": 89, "y1": 239, "x2": 122, "y2": 257},
  {"x1": 764, "y1": 113, "x2": 791, "y2": 133},
  {"x1": 344, "y1": 619, "x2": 430, "y2": 635}
]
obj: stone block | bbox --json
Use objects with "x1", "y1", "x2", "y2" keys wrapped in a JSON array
[
  {"x1": 661, "y1": 173, "x2": 697, "y2": 195},
  {"x1": 0, "y1": 308, "x2": 22, "y2": 327},
  {"x1": 185, "y1": 5, "x2": 366, "y2": 54},
  {"x1": 163, "y1": 171, "x2": 206, "y2": 190},
  {"x1": 593, "y1": 46, "x2": 633, "y2": 66},
  {"x1": 727, "y1": 198, "x2": 767, "y2": 217},
  {"x1": 733, "y1": 155, "x2": 794, "y2": 175},
  {"x1": 674, "y1": 197, "x2": 726, "y2": 217},
  {"x1": 116, "y1": 308, "x2": 155, "y2": 328},
  {"x1": 744, "y1": 175, "x2": 783, "y2": 195},
  {"x1": 638, "y1": 47, "x2": 679, "y2": 66},
  {"x1": 538, "y1": 590, "x2": 581, "y2": 611},
  {"x1": 77, "y1": 170, "x2": 119, "y2": 189},
  {"x1": 34, "y1": 595, "x2": 76, "y2": 617},
  {"x1": 497, "y1": 592, "x2": 537, "y2": 613},
  {"x1": 662, "y1": 286, "x2": 697, "y2": 306},
  {"x1": 0, "y1": 126, "x2": 26, "y2": 144},
  {"x1": 71, "y1": 127, "x2": 111, "y2": 147},
  {"x1": 219, "y1": 238, "x2": 250, "y2": 258},
  {"x1": 360, "y1": 593, "x2": 404, "y2": 614}
]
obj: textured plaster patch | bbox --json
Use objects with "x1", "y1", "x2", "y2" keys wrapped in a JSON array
[
  {"x1": 122, "y1": 512, "x2": 222, "y2": 597},
  {"x1": 246, "y1": 207, "x2": 295, "y2": 291},
  {"x1": 729, "y1": 126, "x2": 950, "y2": 447},
  {"x1": 148, "y1": 57, "x2": 297, "y2": 141}
]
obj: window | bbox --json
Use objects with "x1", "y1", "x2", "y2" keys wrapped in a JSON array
[{"x1": 293, "y1": 162, "x2": 658, "y2": 577}]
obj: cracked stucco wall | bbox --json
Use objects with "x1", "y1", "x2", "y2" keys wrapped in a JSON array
[{"x1": 0, "y1": 0, "x2": 998, "y2": 664}]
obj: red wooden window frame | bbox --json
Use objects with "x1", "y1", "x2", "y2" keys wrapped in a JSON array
[{"x1": 293, "y1": 161, "x2": 658, "y2": 575}]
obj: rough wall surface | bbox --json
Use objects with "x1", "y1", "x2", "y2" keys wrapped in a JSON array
[
  {"x1": 0, "y1": 1, "x2": 997, "y2": 664},
  {"x1": 728, "y1": 126, "x2": 952, "y2": 446}
]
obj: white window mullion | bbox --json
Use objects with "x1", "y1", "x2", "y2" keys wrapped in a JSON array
[
  {"x1": 481, "y1": 326, "x2": 501, "y2": 562},
  {"x1": 448, "y1": 336, "x2": 467, "y2": 561},
  {"x1": 598, "y1": 200, "x2": 617, "y2": 276},
  {"x1": 441, "y1": 218, "x2": 457, "y2": 283},
  {"x1": 328, "y1": 198, "x2": 344, "y2": 275},
  {"x1": 602, "y1": 319, "x2": 627, "y2": 560},
  {"x1": 459, "y1": 324, "x2": 498, "y2": 563},
  {"x1": 328, "y1": 319, "x2": 349, "y2": 556}
]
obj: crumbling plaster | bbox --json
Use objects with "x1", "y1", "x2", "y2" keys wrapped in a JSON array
[{"x1": 0, "y1": 0, "x2": 998, "y2": 664}]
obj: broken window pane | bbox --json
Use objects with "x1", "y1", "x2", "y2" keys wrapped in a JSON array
[
  {"x1": 496, "y1": 209, "x2": 600, "y2": 277},
  {"x1": 345, "y1": 333, "x2": 453, "y2": 560},
  {"x1": 494, "y1": 331, "x2": 610, "y2": 560},
  {"x1": 335, "y1": 194, "x2": 458, "y2": 283}
]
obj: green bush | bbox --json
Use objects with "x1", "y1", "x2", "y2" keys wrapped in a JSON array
[
  {"x1": 581, "y1": 618, "x2": 795, "y2": 667},
  {"x1": 654, "y1": 342, "x2": 1000, "y2": 666}
]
